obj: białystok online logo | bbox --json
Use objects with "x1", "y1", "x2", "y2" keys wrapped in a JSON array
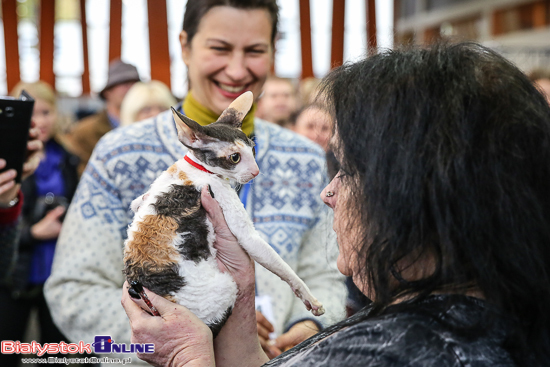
[
  {"x1": 92, "y1": 336, "x2": 154, "y2": 354},
  {"x1": 1, "y1": 335, "x2": 154, "y2": 356}
]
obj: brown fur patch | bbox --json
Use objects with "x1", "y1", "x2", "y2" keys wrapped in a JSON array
[
  {"x1": 181, "y1": 200, "x2": 201, "y2": 217},
  {"x1": 178, "y1": 170, "x2": 193, "y2": 185},
  {"x1": 124, "y1": 214, "x2": 180, "y2": 278},
  {"x1": 167, "y1": 164, "x2": 178, "y2": 176}
]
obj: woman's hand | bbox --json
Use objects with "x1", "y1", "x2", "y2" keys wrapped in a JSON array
[
  {"x1": 256, "y1": 311, "x2": 281, "y2": 359},
  {"x1": 271, "y1": 321, "x2": 319, "y2": 354},
  {"x1": 201, "y1": 186, "x2": 268, "y2": 367},
  {"x1": 121, "y1": 282, "x2": 215, "y2": 367},
  {"x1": 30, "y1": 206, "x2": 65, "y2": 240},
  {"x1": 201, "y1": 185, "x2": 255, "y2": 286},
  {"x1": 0, "y1": 160, "x2": 18, "y2": 206}
]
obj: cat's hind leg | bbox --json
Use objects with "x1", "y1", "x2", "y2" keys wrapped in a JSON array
[{"x1": 239, "y1": 233, "x2": 325, "y2": 316}]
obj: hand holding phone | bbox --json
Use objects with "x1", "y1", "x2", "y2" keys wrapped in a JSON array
[
  {"x1": 0, "y1": 126, "x2": 43, "y2": 207},
  {"x1": 0, "y1": 159, "x2": 18, "y2": 205},
  {"x1": 0, "y1": 91, "x2": 35, "y2": 183}
]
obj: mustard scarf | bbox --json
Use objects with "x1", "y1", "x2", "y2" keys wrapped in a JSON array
[{"x1": 182, "y1": 91, "x2": 255, "y2": 137}]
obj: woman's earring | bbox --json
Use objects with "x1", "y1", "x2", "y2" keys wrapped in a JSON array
[{"x1": 325, "y1": 191, "x2": 334, "y2": 197}]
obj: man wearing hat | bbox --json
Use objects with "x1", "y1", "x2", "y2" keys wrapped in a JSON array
[{"x1": 65, "y1": 59, "x2": 140, "y2": 175}]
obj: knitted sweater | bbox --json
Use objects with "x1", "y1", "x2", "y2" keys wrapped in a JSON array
[{"x1": 44, "y1": 110, "x2": 346, "y2": 364}]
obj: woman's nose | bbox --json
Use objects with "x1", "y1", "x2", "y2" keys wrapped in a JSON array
[{"x1": 225, "y1": 53, "x2": 248, "y2": 81}]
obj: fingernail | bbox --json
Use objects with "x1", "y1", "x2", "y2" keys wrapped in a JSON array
[
  {"x1": 208, "y1": 185, "x2": 215, "y2": 198},
  {"x1": 129, "y1": 280, "x2": 144, "y2": 293},
  {"x1": 128, "y1": 287, "x2": 141, "y2": 299},
  {"x1": 267, "y1": 340, "x2": 276, "y2": 346}
]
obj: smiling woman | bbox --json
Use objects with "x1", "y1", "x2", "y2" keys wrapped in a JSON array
[{"x1": 180, "y1": 6, "x2": 273, "y2": 116}]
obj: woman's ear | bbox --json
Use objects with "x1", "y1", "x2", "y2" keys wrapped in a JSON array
[{"x1": 180, "y1": 30, "x2": 190, "y2": 66}]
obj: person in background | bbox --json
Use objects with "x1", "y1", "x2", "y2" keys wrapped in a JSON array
[
  {"x1": 256, "y1": 76, "x2": 298, "y2": 127},
  {"x1": 45, "y1": 0, "x2": 346, "y2": 364},
  {"x1": 119, "y1": 80, "x2": 177, "y2": 127},
  {"x1": 528, "y1": 68, "x2": 550, "y2": 104},
  {"x1": 122, "y1": 42, "x2": 550, "y2": 367},
  {"x1": 64, "y1": 59, "x2": 140, "y2": 175},
  {"x1": 0, "y1": 81, "x2": 79, "y2": 367},
  {"x1": 289, "y1": 104, "x2": 332, "y2": 151},
  {"x1": 0, "y1": 127, "x2": 43, "y2": 281}
]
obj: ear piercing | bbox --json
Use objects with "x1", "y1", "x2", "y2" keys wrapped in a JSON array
[{"x1": 325, "y1": 191, "x2": 334, "y2": 197}]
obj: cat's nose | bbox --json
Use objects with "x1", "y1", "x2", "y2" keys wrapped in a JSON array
[{"x1": 251, "y1": 167, "x2": 260, "y2": 177}]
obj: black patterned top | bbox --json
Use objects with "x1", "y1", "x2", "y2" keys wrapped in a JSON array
[{"x1": 265, "y1": 294, "x2": 516, "y2": 367}]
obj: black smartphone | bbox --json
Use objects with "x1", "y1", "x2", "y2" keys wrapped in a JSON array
[{"x1": 0, "y1": 90, "x2": 35, "y2": 183}]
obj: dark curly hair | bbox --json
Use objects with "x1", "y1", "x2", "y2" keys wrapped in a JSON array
[{"x1": 318, "y1": 42, "x2": 550, "y2": 366}]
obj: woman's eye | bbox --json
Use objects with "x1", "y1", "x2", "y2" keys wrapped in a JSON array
[
  {"x1": 248, "y1": 49, "x2": 265, "y2": 54},
  {"x1": 335, "y1": 169, "x2": 348, "y2": 180},
  {"x1": 229, "y1": 153, "x2": 241, "y2": 164}
]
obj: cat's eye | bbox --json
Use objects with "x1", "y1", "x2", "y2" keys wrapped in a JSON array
[{"x1": 229, "y1": 153, "x2": 241, "y2": 164}]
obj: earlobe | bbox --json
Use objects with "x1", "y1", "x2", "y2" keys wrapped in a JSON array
[{"x1": 180, "y1": 31, "x2": 190, "y2": 65}]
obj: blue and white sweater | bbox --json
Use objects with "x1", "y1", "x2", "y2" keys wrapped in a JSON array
[{"x1": 44, "y1": 110, "x2": 346, "y2": 364}]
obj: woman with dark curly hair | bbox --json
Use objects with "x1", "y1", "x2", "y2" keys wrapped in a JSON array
[{"x1": 122, "y1": 42, "x2": 550, "y2": 367}]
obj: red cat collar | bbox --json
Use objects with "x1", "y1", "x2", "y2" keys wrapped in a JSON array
[{"x1": 184, "y1": 155, "x2": 214, "y2": 174}]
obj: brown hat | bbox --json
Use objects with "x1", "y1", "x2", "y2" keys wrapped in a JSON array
[{"x1": 99, "y1": 59, "x2": 141, "y2": 99}]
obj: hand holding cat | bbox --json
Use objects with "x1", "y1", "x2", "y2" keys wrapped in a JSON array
[
  {"x1": 201, "y1": 185, "x2": 255, "y2": 287},
  {"x1": 121, "y1": 281, "x2": 216, "y2": 367},
  {"x1": 122, "y1": 185, "x2": 263, "y2": 367}
]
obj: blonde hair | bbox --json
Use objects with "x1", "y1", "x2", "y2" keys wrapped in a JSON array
[
  {"x1": 10, "y1": 81, "x2": 61, "y2": 137},
  {"x1": 10, "y1": 80, "x2": 57, "y2": 107},
  {"x1": 120, "y1": 81, "x2": 177, "y2": 126}
]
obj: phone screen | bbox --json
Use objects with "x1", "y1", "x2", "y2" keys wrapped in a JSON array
[{"x1": 0, "y1": 91, "x2": 35, "y2": 183}]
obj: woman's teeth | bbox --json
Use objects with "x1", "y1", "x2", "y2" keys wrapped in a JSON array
[{"x1": 218, "y1": 83, "x2": 246, "y2": 93}]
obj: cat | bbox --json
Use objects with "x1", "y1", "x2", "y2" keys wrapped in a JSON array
[{"x1": 123, "y1": 91, "x2": 324, "y2": 336}]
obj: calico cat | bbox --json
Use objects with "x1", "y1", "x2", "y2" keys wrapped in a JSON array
[{"x1": 123, "y1": 92, "x2": 324, "y2": 336}]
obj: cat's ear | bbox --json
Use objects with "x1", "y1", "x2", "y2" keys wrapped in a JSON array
[
  {"x1": 216, "y1": 91, "x2": 254, "y2": 129},
  {"x1": 171, "y1": 107, "x2": 208, "y2": 147}
]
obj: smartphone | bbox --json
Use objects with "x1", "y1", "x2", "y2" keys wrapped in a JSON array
[{"x1": 0, "y1": 91, "x2": 35, "y2": 183}]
